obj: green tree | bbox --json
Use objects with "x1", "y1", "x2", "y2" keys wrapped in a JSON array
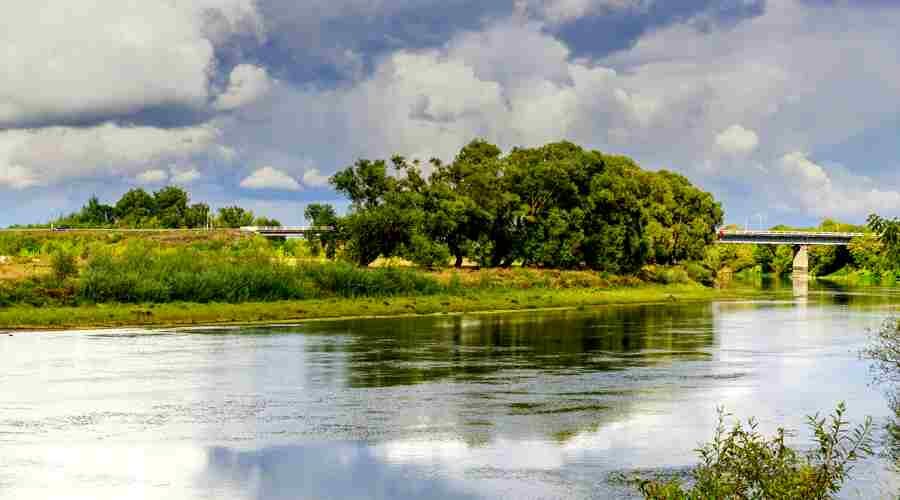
[
  {"x1": 114, "y1": 188, "x2": 157, "y2": 227},
  {"x1": 216, "y1": 206, "x2": 255, "y2": 228},
  {"x1": 304, "y1": 203, "x2": 339, "y2": 259},
  {"x1": 331, "y1": 158, "x2": 421, "y2": 265},
  {"x1": 153, "y1": 186, "x2": 189, "y2": 228},
  {"x1": 183, "y1": 203, "x2": 210, "y2": 229},
  {"x1": 253, "y1": 217, "x2": 282, "y2": 227},
  {"x1": 80, "y1": 196, "x2": 116, "y2": 226}
]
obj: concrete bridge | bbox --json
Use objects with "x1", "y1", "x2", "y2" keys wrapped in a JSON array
[
  {"x1": 715, "y1": 229, "x2": 866, "y2": 275},
  {"x1": 240, "y1": 226, "x2": 335, "y2": 238}
]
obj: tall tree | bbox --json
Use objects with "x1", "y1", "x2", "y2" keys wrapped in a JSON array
[
  {"x1": 153, "y1": 186, "x2": 189, "y2": 228},
  {"x1": 216, "y1": 206, "x2": 255, "y2": 228},
  {"x1": 115, "y1": 188, "x2": 156, "y2": 226}
]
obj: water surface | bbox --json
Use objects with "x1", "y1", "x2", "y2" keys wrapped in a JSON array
[{"x1": 1, "y1": 285, "x2": 898, "y2": 498}]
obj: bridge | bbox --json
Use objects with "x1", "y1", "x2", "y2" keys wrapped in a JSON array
[
  {"x1": 715, "y1": 229, "x2": 866, "y2": 275},
  {"x1": 240, "y1": 226, "x2": 335, "y2": 238},
  {"x1": 715, "y1": 230, "x2": 864, "y2": 246}
]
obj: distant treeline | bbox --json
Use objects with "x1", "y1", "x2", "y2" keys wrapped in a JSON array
[
  {"x1": 26, "y1": 186, "x2": 281, "y2": 229},
  {"x1": 320, "y1": 139, "x2": 723, "y2": 272}
]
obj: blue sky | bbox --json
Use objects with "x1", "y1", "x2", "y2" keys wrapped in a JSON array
[{"x1": 1, "y1": 0, "x2": 899, "y2": 227}]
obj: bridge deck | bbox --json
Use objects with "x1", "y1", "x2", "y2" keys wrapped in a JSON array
[{"x1": 716, "y1": 230, "x2": 865, "y2": 246}]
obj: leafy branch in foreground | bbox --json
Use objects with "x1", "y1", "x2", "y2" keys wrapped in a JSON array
[
  {"x1": 863, "y1": 318, "x2": 900, "y2": 387},
  {"x1": 863, "y1": 318, "x2": 900, "y2": 468},
  {"x1": 638, "y1": 403, "x2": 873, "y2": 499}
]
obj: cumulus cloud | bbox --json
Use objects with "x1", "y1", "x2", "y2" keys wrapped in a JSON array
[
  {"x1": 136, "y1": 169, "x2": 169, "y2": 185},
  {"x1": 0, "y1": 0, "x2": 263, "y2": 128},
  {"x1": 0, "y1": 165, "x2": 39, "y2": 190},
  {"x1": 302, "y1": 168, "x2": 330, "y2": 188},
  {"x1": 4, "y1": 0, "x2": 900, "y2": 228},
  {"x1": 776, "y1": 152, "x2": 900, "y2": 218},
  {"x1": 240, "y1": 166, "x2": 301, "y2": 191},
  {"x1": 0, "y1": 123, "x2": 224, "y2": 189},
  {"x1": 171, "y1": 166, "x2": 202, "y2": 185},
  {"x1": 715, "y1": 125, "x2": 759, "y2": 155},
  {"x1": 214, "y1": 64, "x2": 275, "y2": 111}
]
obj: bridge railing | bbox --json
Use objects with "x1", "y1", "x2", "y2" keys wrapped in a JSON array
[{"x1": 717, "y1": 230, "x2": 866, "y2": 238}]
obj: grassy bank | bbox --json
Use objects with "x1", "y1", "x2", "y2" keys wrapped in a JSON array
[
  {"x1": 0, "y1": 230, "x2": 758, "y2": 330},
  {"x1": 0, "y1": 283, "x2": 750, "y2": 330}
]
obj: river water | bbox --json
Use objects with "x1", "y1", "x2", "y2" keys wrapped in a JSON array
[{"x1": 1, "y1": 284, "x2": 899, "y2": 499}]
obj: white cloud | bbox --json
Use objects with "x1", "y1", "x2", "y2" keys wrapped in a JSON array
[
  {"x1": 0, "y1": 123, "x2": 223, "y2": 189},
  {"x1": 715, "y1": 125, "x2": 759, "y2": 155},
  {"x1": 0, "y1": 165, "x2": 39, "y2": 190},
  {"x1": 136, "y1": 169, "x2": 168, "y2": 184},
  {"x1": 529, "y1": 0, "x2": 645, "y2": 24},
  {"x1": 0, "y1": 1, "x2": 262, "y2": 128},
  {"x1": 302, "y1": 168, "x2": 331, "y2": 188},
  {"x1": 214, "y1": 64, "x2": 274, "y2": 111},
  {"x1": 776, "y1": 152, "x2": 900, "y2": 218},
  {"x1": 240, "y1": 166, "x2": 301, "y2": 191},
  {"x1": 170, "y1": 166, "x2": 202, "y2": 185}
]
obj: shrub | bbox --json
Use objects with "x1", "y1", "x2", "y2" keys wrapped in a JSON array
[
  {"x1": 638, "y1": 403, "x2": 873, "y2": 499},
  {"x1": 640, "y1": 265, "x2": 691, "y2": 285},
  {"x1": 50, "y1": 250, "x2": 78, "y2": 282},
  {"x1": 299, "y1": 261, "x2": 445, "y2": 298}
]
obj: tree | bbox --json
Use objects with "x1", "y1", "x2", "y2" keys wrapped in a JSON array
[
  {"x1": 431, "y1": 140, "x2": 506, "y2": 267},
  {"x1": 867, "y1": 214, "x2": 900, "y2": 269},
  {"x1": 330, "y1": 139, "x2": 723, "y2": 272},
  {"x1": 114, "y1": 188, "x2": 156, "y2": 226},
  {"x1": 304, "y1": 203, "x2": 339, "y2": 259},
  {"x1": 183, "y1": 203, "x2": 210, "y2": 229},
  {"x1": 253, "y1": 217, "x2": 281, "y2": 227},
  {"x1": 80, "y1": 196, "x2": 116, "y2": 226},
  {"x1": 331, "y1": 158, "x2": 422, "y2": 265},
  {"x1": 216, "y1": 206, "x2": 255, "y2": 228},
  {"x1": 153, "y1": 186, "x2": 189, "y2": 228}
]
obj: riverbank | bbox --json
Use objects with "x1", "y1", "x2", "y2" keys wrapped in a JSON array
[{"x1": 0, "y1": 284, "x2": 763, "y2": 330}]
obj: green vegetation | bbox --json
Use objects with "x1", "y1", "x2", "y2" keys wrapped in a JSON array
[
  {"x1": 704, "y1": 219, "x2": 868, "y2": 281},
  {"x1": 0, "y1": 283, "x2": 738, "y2": 330},
  {"x1": 637, "y1": 404, "x2": 873, "y2": 500},
  {"x1": 331, "y1": 140, "x2": 723, "y2": 272},
  {"x1": 863, "y1": 318, "x2": 900, "y2": 469},
  {"x1": 0, "y1": 226, "x2": 761, "y2": 329},
  {"x1": 14, "y1": 186, "x2": 281, "y2": 229}
]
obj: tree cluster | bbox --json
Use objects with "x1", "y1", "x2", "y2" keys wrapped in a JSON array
[
  {"x1": 54, "y1": 186, "x2": 280, "y2": 229},
  {"x1": 331, "y1": 140, "x2": 723, "y2": 271}
]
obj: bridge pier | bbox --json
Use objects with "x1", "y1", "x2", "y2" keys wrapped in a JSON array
[{"x1": 792, "y1": 245, "x2": 809, "y2": 277}]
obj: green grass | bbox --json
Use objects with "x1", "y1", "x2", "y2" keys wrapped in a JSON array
[{"x1": 0, "y1": 284, "x2": 756, "y2": 330}]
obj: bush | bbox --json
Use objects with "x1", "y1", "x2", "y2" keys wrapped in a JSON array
[
  {"x1": 640, "y1": 265, "x2": 692, "y2": 285},
  {"x1": 50, "y1": 250, "x2": 78, "y2": 282},
  {"x1": 299, "y1": 261, "x2": 445, "y2": 298},
  {"x1": 683, "y1": 261, "x2": 714, "y2": 286},
  {"x1": 638, "y1": 403, "x2": 873, "y2": 499}
]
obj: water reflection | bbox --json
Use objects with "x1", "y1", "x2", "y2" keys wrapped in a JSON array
[
  {"x1": 204, "y1": 444, "x2": 477, "y2": 500},
  {"x1": 1, "y1": 292, "x2": 899, "y2": 499},
  {"x1": 310, "y1": 304, "x2": 717, "y2": 388}
]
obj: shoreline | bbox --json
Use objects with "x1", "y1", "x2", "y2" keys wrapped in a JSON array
[{"x1": 0, "y1": 284, "x2": 769, "y2": 332}]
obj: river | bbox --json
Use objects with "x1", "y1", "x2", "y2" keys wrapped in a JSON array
[{"x1": 1, "y1": 283, "x2": 899, "y2": 499}]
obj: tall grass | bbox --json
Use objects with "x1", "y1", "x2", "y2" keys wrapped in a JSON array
[{"x1": 70, "y1": 244, "x2": 446, "y2": 304}]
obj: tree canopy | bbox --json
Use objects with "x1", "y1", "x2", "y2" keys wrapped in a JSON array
[
  {"x1": 330, "y1": 139, "x2": 724, "y2": 270},
  {"x1": 52, "y1": 187, "x2": 280, "y2": 229}
]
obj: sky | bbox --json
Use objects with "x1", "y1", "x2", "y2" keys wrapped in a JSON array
[{"x1": 1, "y1": 0, "x2": 899, "y2": 228}]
